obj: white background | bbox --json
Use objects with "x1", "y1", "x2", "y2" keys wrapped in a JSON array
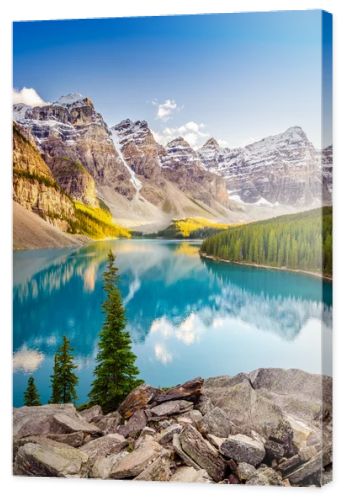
[{"x1": 0, "y1": 0, "x2": 346, "y2": 498}]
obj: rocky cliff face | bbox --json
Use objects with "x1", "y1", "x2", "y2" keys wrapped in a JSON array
[
  {"x1": 13, "y1": 94, "x2": 135, "y2": 201},
  {"x1": 198, "y1": 127, "x2": 331, "y2": 207},
  {"x1": 112, "y1": 121, "x2": 231, "y2": 214},
  {"x1": 49, "y1": 157, "x2": 98, "y2": 206},
  {"x1": 161, "y1": 137, "x2": 230, "y2": 208},
  {"x1": 13, "y1": 122, "x2": 76, "y2": 231}
]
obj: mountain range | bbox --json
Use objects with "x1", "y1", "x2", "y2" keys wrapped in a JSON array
[{"x1": 13, "y1": 93, "x2": 332, "y2": 248}]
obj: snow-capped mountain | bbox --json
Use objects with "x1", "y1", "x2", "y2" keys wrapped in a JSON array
[
  {"x1": 111, "y1": 122, "x2": 231, "y2": 211},
  {"x1": 198, "y1": 127, "x2": 332, "y2": 206},
  {"x1": 13, "y1": 94, "x2": 136, "y2": 202},
  {"x1": 13, "y1": 92, "x2": 332, "y2": 239}
]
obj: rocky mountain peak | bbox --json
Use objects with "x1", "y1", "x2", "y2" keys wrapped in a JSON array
[
  {"x1": 166, "y1": 136, "x2": 192, "y2": 150},
  {"x1": 202, "y1": 137, "x2": 220, "y2": 150},
  {"x1": 54, "y1": 93, "x2": 87, "y2": 106}
]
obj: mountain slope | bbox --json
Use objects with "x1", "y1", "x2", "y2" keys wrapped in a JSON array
[
  {"x1": 13, "y1": 94, "x2": 135, "y2": 200},
  {"x1": 13, "y1": 202, "x2": 86, "y2": 250},
  {"x1": 13, "y1": 122, "x2": 77, "y2": 232},
  {"x1": 198, "y1": 127, "x2": 332, "y2": 207}
]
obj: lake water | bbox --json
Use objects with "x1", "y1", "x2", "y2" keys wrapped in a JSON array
[{"x1": 13, "y1": 239, "x2": 332, "y2": 407}]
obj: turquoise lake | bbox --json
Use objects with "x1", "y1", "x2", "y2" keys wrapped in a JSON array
[{"x1": 13, "y1": 239, "x2": 332, "y2": 407}]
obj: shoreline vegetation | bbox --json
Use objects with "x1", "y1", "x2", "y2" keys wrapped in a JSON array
[
  {"x1": 200, "y1": 252, "x2": 332, "y2": 282},
  {"x1": 200, "y1": 207, "x2": 332, "y2": 280}
]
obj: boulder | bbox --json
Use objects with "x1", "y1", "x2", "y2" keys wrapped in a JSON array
[
  {"x1": 220, "y1": 434, "x2": 265, "y2": 466},
  {"x1": 285, "y1": 452, "x2": 323, "y2": 485},
  {"x1": 203, "y1": 369, "x2": 332, "y2": 445},
  {"x1": 13, "y1": 441, "x2": 89, "y2": 477},
  {"x1": 266, "y1": 420, "x2": 295, "y2": 457},
  {"x1": 153, "y1": 378, "x2": 203, "y2": 405},
  {"x1": 118, "y1": 384, "x2": 160, "y2": 419},
  {"x1": 170, "y1": 466, "x2": 212, "y2": 483},
  {"x1": 117, "y1": 410, "x2": 147, "y2": 438},
  {"x1": 276, "y1": 454, "x2": 304, "y2": 475},
  {"x1": 158, "y1": 423, "x2": 182, "y2": 445},
  {"x1": 264, "y1": 439, "x2": 285, "y2": 461},
  {"x1": 79, "y1": 434, "x2": 127, "y2": 463},
  {"x1": 46, "y1": 431, "x2": 85, "y2": 448},
  {"x1": 13, "y1": 404, "x2": 102, "y2": 439},
  {"x1": 90, "y1": 450, "x2": 129, "y2": 479},
  {"x1": 110, "y1": 438, "x2": 162, "y2": 478},
  {"x1": 134, "y1": 453, "x2": 173, "y2": 481},
  {"x1": 79, "y1": 405, "x2": 103, "y2": 423},
  {"x1": 50, "y1": 413, "x2": 101, "y2": 436},
  {"x1": 246, "y1": 465, "x2": 283, "y2": 486},
  {"x1": 179, "y1": 424, "x2": 226, "y2": 482},
  {"x1": 149, "y1": 400, "x2": 193, "y2": 419},
  {"x1": 236, "y1": 462, "x2": 257, "y2": 482},
  {"x1": 200, "y1": 407, "x2": 232, "y2": 438},
  {"x1": 186, "y1": 409, "x2": 203, "y2": 426},
  {"x1": 172, "y1": 433, "x2": 201, "y2": 470},
  {"x1": 206, "y1": 434, "x2": 226, "y2": 449},
  {"x1": 92, "y1": 412, "x2": 121, "y2": 434}
]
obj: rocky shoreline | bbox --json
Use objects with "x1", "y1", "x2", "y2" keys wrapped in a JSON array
[{"x1": 13, "y1": 368, "x2": 332, "y2": 486}]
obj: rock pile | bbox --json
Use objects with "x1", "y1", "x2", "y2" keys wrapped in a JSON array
[{"x1": 13, "y1": 369, "x2": 332, "y2": 486}]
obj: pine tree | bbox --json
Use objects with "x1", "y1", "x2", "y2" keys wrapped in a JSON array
[
  {"x1": 24, "y1": 376, "x2": 41, "y2": 406},
  {"x1": 49, "y1": 336, "x2": 78, "y2": 404},
  {"x1": 89, "y1": 250, "x2": 143, "y2": 413}
]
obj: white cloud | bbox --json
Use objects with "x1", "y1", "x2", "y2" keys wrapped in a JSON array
[
  {"x1": 152, "y1": 98, "x2": 182, "y2": 121},
  {"x1": 13, "y1": 87, "x2": 48, "y2": 107},
  {"x1": 154, "y1": 121, "x2": 209, "y2": 148},
  {"x1": 13, "y1": 346, "x2": 44, "y2": 373},
  {"x1": 154, "y1": 343, "x2": 173, "y2": 364}
]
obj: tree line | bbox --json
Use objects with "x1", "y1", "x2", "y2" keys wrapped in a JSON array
[
  {"x1": 200, "y1": 207, "x2": 332, "y2": 276},
  {"x1": 23, "y1": 251, "x2": 143, "y2": 411}
]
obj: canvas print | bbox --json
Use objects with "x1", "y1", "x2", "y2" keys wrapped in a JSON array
[{"x1": 12, "y1": 11, "x2": 332, "y2": 487}]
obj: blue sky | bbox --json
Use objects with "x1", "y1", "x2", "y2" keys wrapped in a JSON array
[{"x1": 13, "y1": 11, "x2": 332, "y2": 149}]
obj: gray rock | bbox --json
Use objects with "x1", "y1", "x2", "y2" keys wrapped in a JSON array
[
  {"x1": 185, "y1": 410, "x2": 203, "y2": 426},
  {"x1": 139, "y1": 426, "x2": 156, "y2": 438},
  {"x1": 200, "y1": 407, "x2": 231, "y2": 438},
  {"x1": 203, "y1": 369, "x2": 332, "y2": 448},
  {"x1": 110, "y1": 438, "x2": 162, "y2": 478},
  {"x1": 134, "y1": 453, "x2": 173, "y2": 481},
  {"x1": 50, "y1": 413, "x2": 101, "y2": 436},
  {"x1": 91, "y1": 450, "x2": 129, "y2": 479},
  {"x1": 170, "y1": 466, "x2": 212, "y2": 483},
  {"x1": 13, "y1": 404, "x2": 100, "y2": 439},
  {"x1": 265, "y1": 439, "x2": 285, "y2": 461},
  {"x1": 79, "y1": 433, "x2": 127, "y2": 463},
  {"x1": 172, "y1": 433, "x2": 201, "y2": 470},
  {"x1": 158, "y1": 423, "x2": 182, "y2": 445},
  {"x1": 13, "y1": 441, "x2": 89, "y2": 477},
  {"x1": 149, "y1": 400, "x2": 193, "y2": 419},
  {"x1": 44, "y1": 431, "x2": 85, "y2": 448},
  {"x1": 246, "y1": 465, "x2": 283, "y2": 486},
  {"x1": 79, "y1": 405, "x2": 102, "y2": 423},
  {"x1": 179, "y1": 424, "x2": 226, "y2": 482},
  {"x1": 220, "y1": 434, "x2": 265, "y2": 466},
  {"x1": 206, "y1": 434, "x2": 226, "y2": 449},
  {"x1": 176, "y1": 416, "x2": 193, "y2": 426},
  {"x1": 236, "y1": 462, "x2": 257, "y2": 481},
  {"x1": 285, "y1": 452, "x2": 323, "y2": 485},
  {"x1": 277, "y1": 454, "x2": 304, "y2": 475},
  {"x1": 92, "y1": 412, "x2": 121, "y2": 434},
  {"x1": 117, "y1": 410, "x2": 147, "y2": 438}
]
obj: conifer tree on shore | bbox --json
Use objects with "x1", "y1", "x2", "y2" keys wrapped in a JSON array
[
  {"x1": 49, "y1": 336, "x2": 78, "y2": 404},
  {"x1": 89, "y1": 250, "x2": 143, "y2": 413},
  {"x1": 24, "y1": 376, "x2": 41, "y2": 406}
]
